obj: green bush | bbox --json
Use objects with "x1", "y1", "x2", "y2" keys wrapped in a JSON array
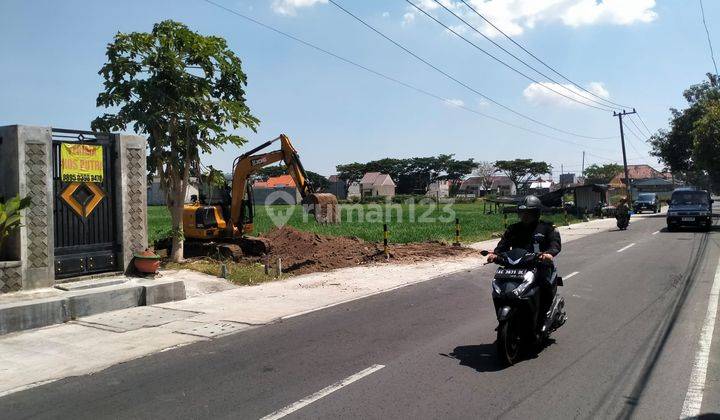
[{"x1": 0, "y1": 195, "x2": 31, "y2": 259}]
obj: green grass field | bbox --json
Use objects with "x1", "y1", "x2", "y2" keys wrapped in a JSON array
[{"x1": 148, "y1": 202, "x2": 579, "y2": 245}]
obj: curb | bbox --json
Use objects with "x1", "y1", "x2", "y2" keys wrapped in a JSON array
[{"x1": 0, "y1": 279, "x2": 186, "y2": 335}]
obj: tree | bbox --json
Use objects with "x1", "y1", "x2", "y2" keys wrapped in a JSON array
[
  {"x1": 582, "y1": 163, "x2": 623, "y2": 184},
  {"x1": 495, "y1": 159, "x2": 552, "y2": 194},
  {"x1": 336, "y1": 162, "x2": 366, "y2": 185},
  {"x1": 92, "y1": 20, "x2": 259, "y2": 262},
  {"x1": 649, "y1": 74, "x2": 720, "y2": 190},
  {"x1": 441, "y1": 158, "x2": 478, "y2": 196},
  {"x1": 472, "y1": 161, "x2": 497, "y2": 191},
  {"x1": 691, "y1": 101, "x2": 720, "y2": 188}
]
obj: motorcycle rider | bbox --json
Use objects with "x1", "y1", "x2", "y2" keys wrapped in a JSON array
[
  {"x1": 487, "y1": 195, "x2": 561, "y2": 321},
  {"x1": 616, "y1": 196, "x2": 630, "y2": 228}
]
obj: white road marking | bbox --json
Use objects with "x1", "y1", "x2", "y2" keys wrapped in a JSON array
[
  {"x1": 260, "y1": 364, "x2": 385, "y2": 420},
  {"x1": 680, "y1": 254, "x2": 720, "y2": 418},
  {"x1": 564, "y1": 271, "x2": 579, "y2": 280},
  {"x1": 617, "y1": 243, "x2": 636, "y2": 253},
  {"x1": 652, "y1": 230, "x2": 660, "y2": 235}
]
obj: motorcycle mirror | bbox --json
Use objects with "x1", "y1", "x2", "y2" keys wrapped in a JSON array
[{"x1": 480, "y1": 250, "x2": 489, "y2": 256}]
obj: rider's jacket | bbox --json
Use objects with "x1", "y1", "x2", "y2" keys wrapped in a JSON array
[{"x1": 494, "y1": 220, "x2": 562, "y2": 256}]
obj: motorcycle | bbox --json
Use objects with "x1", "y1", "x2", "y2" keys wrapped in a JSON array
[
  {"x1": 482, "y1": 248, "x2": 567, "y2": 365},
  {"x1": 616, "y1": 212, "x2": 630, "y2": 230}
]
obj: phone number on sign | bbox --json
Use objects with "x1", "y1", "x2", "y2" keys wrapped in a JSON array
[{"x1": 62, "y1": 174, "x2": 103, "y2": 183}]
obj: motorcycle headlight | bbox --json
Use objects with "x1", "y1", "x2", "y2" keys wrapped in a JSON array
[{"x1": 512, "y1": 271, "x2": 535, "y2": 297}]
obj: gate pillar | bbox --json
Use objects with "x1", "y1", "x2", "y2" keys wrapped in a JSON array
[
  {"x1": 115, "y1": 134, "x2": 148, "y2": 273},
  {"x1": 0, "y1": 125, "x2": 55, "y2": 290}
]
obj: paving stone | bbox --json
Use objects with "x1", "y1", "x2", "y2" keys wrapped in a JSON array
[{"x1": 76, "y1": 306, "x2": 198, "y2": 332}]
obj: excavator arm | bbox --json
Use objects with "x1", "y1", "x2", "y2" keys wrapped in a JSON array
[{"x1": 227, "y1": 134, "x2": 338, "y2": 236}]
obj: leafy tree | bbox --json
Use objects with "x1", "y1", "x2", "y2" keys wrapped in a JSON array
[
  {"x1": 441, "y1": 157, "x2": 478, "y2": 196},
  {"x1": 336, "y1": 162, "x2": 366, "y2": 185},
  {"x1": 472, "y1": 161, "x2": 497, "y2": 191},
  {"x1": 92, "y1": 20, "x2": 259, "y2": 262},
  {"x1": 691, "y1": 101, "x2": 720, "y2": 188},
  {"x1": 650, "y1": 74, "x2": 720, "y2": 190},
  {"x1": 582, "y1": 163, "x2": 623, "y2": 184},
  {"x1": 495, "y1": 159, "x2": 552, "y2": 194}
]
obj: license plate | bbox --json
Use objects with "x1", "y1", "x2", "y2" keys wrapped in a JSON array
[
  {"x1": 682, "y1": 217, "x2": 695, "y2": 222},
  {"x1": 496, "y1": 268, "x2": 527, "y2": 277}
]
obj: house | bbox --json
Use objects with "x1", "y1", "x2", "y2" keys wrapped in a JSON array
[
  {"x1": 527, "y1": 177, "x2": 554, "y2": 195},
  {"x1": 573, "y1": 184, "x2": 608, "y2": 214},
  {"x1": 609, "y1": 164, "x2": 663, "y2": 188},
  {"x1": 458, "y1": 177, "x2": 485, "y2": 197},
  {"x1": 347, "y1": 181, "x2": 361, "y2": 199},
  {"x1": 632, "y1": 177, "x2": 676, "y2": 201},
  {"x1": 426, "y1": 180, "x2": 450, "y2": 198},
  {"x1": 327, "y1": 175, "x2": 347, "y2": 200},
  {"x1": 147, "y1": 176, "x2": 199, "y2": 206},
  {"x1": 490, "y1": 176, "x2": 517, "y2": 197},
  {"x1": 252, "y1": 175, "x2": 301, "y2": 205},
  {"x1": 458, "y1": 175, "x2": 516, "y2": 197},
  {"x1": 359, "y1": 172, "x2": 396, "y2": 198}
]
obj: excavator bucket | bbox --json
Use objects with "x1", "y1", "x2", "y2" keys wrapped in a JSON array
[{"x1": 305, "y1": 193, "x2": 340, "y2": 224}]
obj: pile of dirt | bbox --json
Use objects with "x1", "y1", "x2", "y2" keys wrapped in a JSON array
[{"x1": 259, "y1": 226, "x2": 476, "y2": 275}]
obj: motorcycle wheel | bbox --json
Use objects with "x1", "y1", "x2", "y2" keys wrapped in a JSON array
[{"x1": 497, "y1": 319, "x2": 521, "y2": 366}]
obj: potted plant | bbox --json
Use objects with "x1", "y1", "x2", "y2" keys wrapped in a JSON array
[
  {"x1": 0, "y1": 195, "x2": 31, "y2": 260},
  {"x1": 133, "y1": 248, "x2": 162, "y2": 274}
]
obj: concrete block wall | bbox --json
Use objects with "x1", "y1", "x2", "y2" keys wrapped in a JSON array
[
  {"x1": 0, "y1": 126, "x2": 55, "y2": 291},
  {"x1": 0, "y1": 126, "x2": 149, "y2": 292}
]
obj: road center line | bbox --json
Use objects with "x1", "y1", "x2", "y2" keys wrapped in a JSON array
[
  {"x1": 617, "y1": 243, "x2": 636, "y2": 253},
  {"x1": 652, "y1": 230, "x2": 660, "y2": 235},
  {"x1": 260, "y1": 364, "x2": 385, "y2": 420},
  {"x1": 680, "y1": 254, "x2": 720, "y2": 417},
  {"x1": 564, "y1": 271, "x2": 579, "y2": 280}
]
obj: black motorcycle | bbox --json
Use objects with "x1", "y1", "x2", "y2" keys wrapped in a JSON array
[
  {"x1": 616, "y1": 212, "x2": 630, "y2": 230},
  {"x1": 483, "y1": 249, "x2": 567, "y2": 365}
]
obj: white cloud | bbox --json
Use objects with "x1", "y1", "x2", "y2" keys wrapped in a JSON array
[
  {"x1": 444, "y1": 98, "x2": 465, "y2": 107},
  {"x1": 402, "y1": 12, "x2": 416, "y2": 27},
  {"x1": 523, "y1": 81, "x2": 610, "y2": 108},
  {"x1": 382, "y1": 11, "x2": 390, "y2": 18},
  {"x1": 271, "y1": 0, "x2": 327, "y2": 16},
  {"x1": 562, "y1": 0, "x2": 657, "y2": 27},
  {"x1": 403, "y1": 0, "x2": 657, "y2": 37}
]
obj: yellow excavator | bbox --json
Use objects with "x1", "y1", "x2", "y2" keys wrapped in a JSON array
[{"x1": 182, "y1": 134, "x2": 339, "y2": 245}]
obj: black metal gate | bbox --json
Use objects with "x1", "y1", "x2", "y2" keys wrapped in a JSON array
[{"x1": 52, "y1": 129, "x2": 119, "y2": 279}]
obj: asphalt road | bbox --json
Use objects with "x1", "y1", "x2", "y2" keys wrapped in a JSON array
[{"x1": 2, "y1": 212, "x2": 720, "y2": 419}]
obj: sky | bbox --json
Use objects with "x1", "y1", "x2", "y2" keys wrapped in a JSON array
[{"x1": 1, "y1": 0, "x2": 718, "y2": 179}]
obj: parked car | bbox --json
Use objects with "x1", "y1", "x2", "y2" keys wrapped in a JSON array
[
  {"x1": 634, "y1": 192, "x2": 660, "y2": 213},
  {"x1": 666, "y1": 188, "x2": 714, "y2": 231}
]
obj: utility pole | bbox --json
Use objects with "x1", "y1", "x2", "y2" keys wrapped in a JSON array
[
  {"x1": 581, "y1": 151, "x2": 585, "y2": 177},
  {"x1": 613, "y1": 109, "x2": 637, "y2": 196}
]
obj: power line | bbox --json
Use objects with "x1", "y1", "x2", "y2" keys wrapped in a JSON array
[
  {"x1": 456, "y1": 0, "x2": 633, "y2": 110},
  {"x1": 627, "y1": 115, "x2": 651, "y2": 140},
  {"x1": 633, "y1": 112, "x2": 654, "y2": 137},
  {"x1": 700, "y1": 0, "x2": 720, "y2": 79},
  {"x1": 326, "y1": 0, "x2": 617, "y2": 140},
  {"x1": 423, "y1": 0, "x2": 617, "y2": 112},
  {"x1": 198, "y1": 0, "x2": 617, "y2": 152},
  {"x1": 408, "y1": 0, "x2": 615, "y2": 112}
]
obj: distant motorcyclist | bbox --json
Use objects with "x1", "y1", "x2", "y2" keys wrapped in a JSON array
[
  {"x1": 616, "y1": 196, "x2": 630, "y2": 230},
  {"x1": 487, "y1": 195, "x2": 561, "y2": 318}
]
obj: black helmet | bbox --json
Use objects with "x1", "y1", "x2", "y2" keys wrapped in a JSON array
[{"x1": 518, "y1": 195, "x2": 542, "y2": 213}]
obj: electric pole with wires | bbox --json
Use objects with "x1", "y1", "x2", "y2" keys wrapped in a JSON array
[{"x1": 613, "y1": 109, "x2": 637, "y2": 197}]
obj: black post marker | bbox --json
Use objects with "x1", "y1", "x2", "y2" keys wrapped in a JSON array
[{"x1": 383, "y1": 223, "x2": 389, "y2": 260}]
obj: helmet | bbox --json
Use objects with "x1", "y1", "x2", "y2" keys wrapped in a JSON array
[{"x1": 518, "y1": 195, "x2": 542, "y2": 213}]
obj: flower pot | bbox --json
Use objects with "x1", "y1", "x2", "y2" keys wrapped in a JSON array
[{"x1": 133, "y1": 249, "x2": 161, "y2": 274}]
